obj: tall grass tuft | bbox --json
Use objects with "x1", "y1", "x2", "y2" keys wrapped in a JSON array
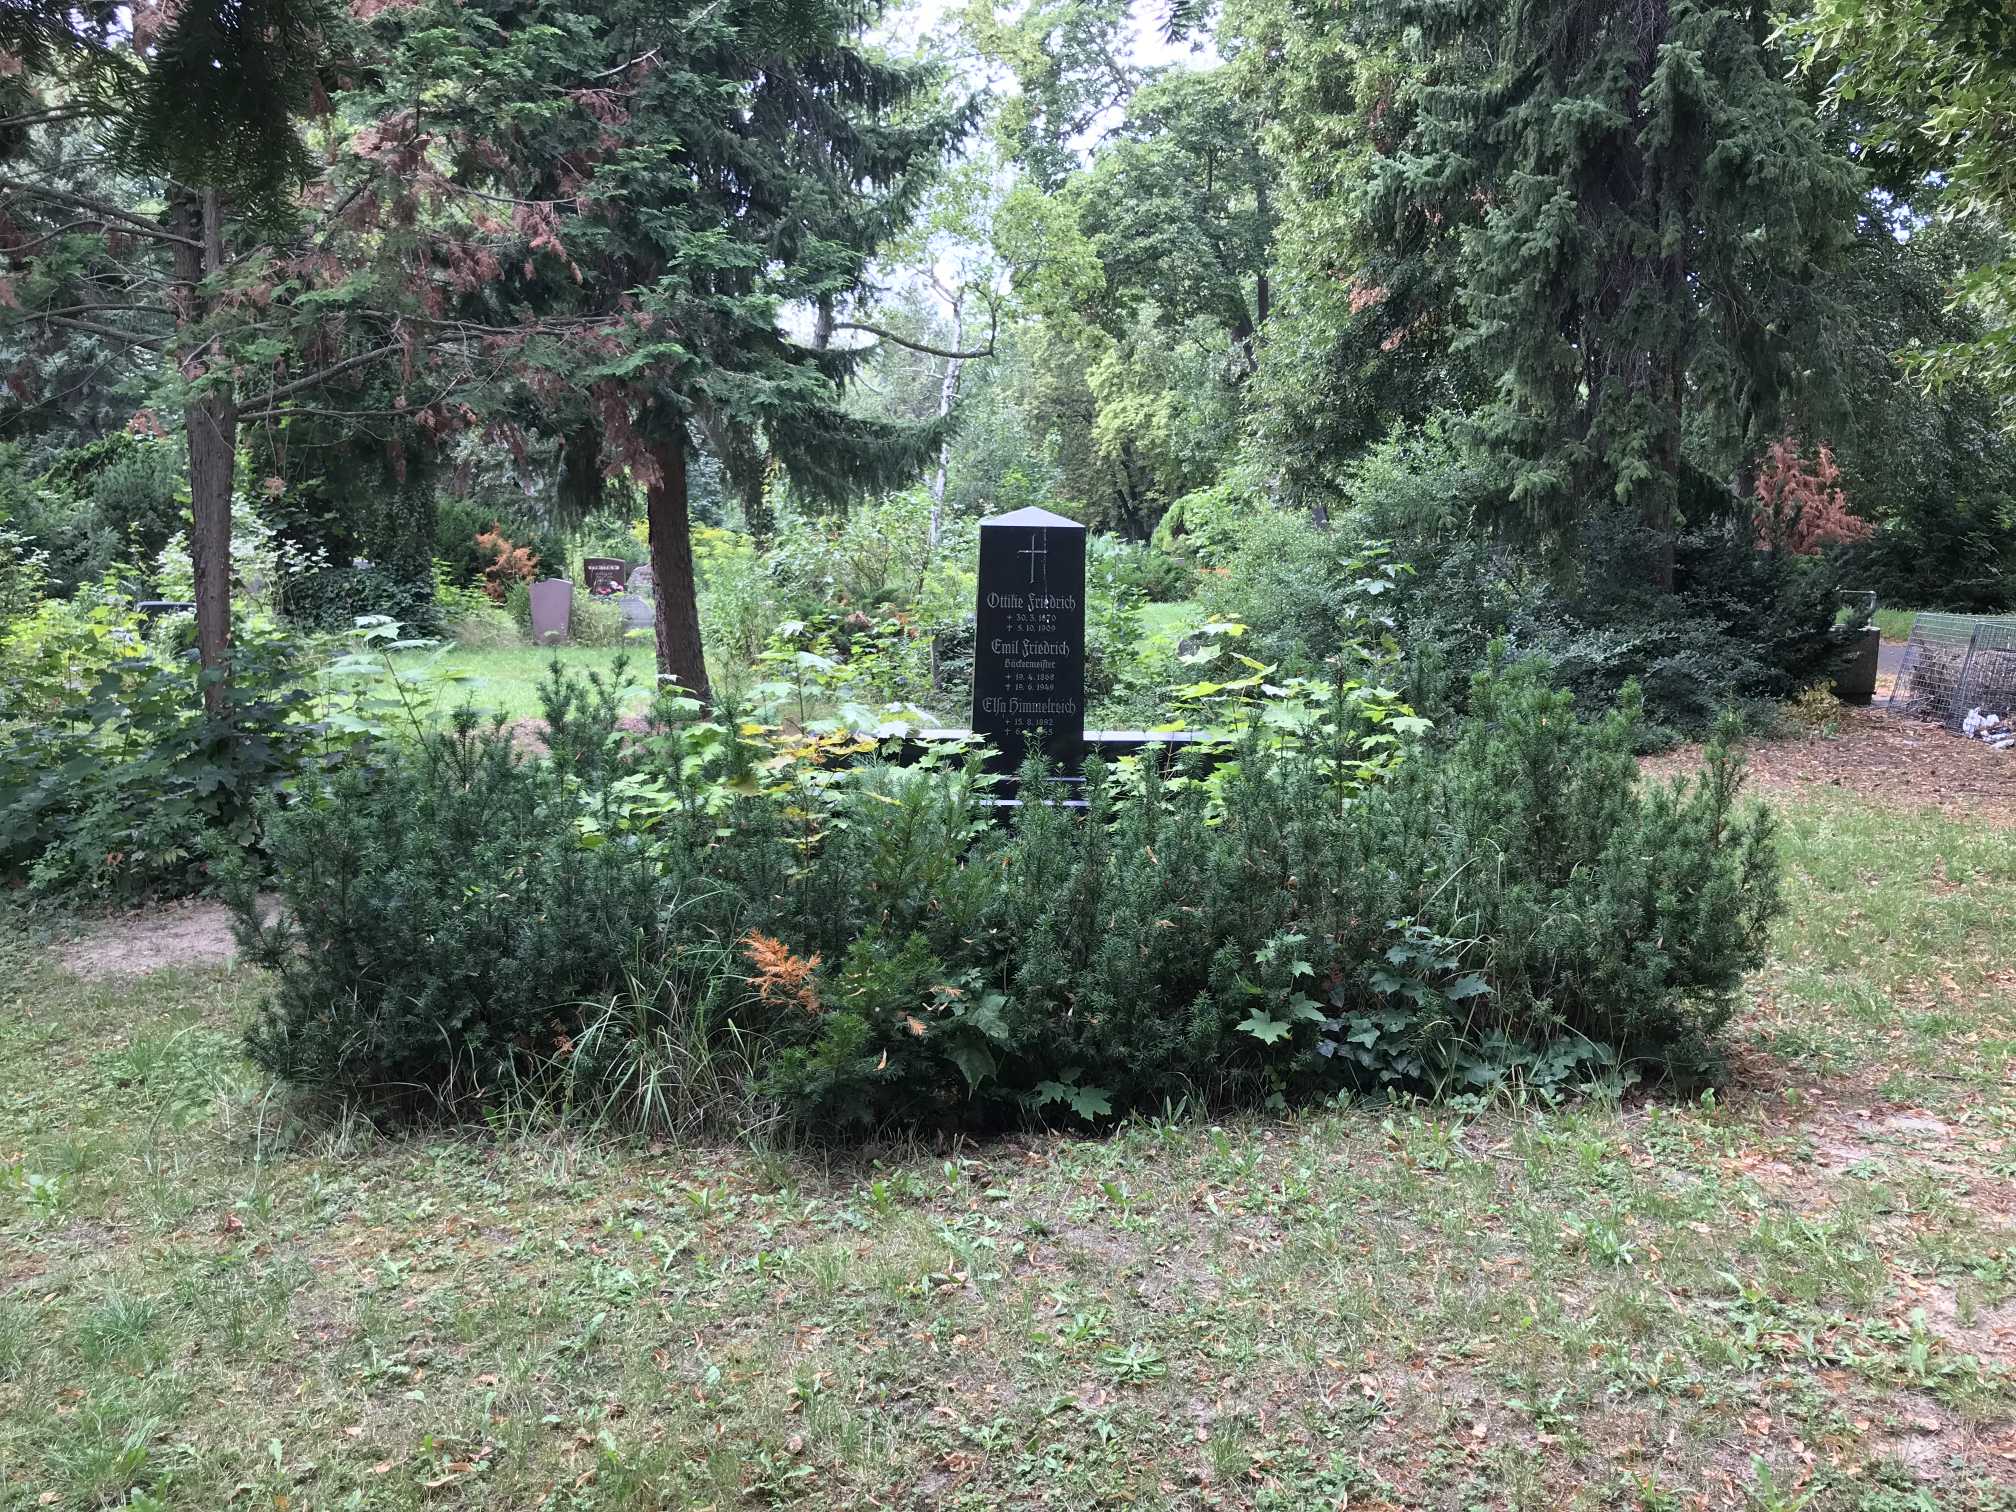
[{"x1": 559, "y1": 931, "x2": 777, "y2": 1141}]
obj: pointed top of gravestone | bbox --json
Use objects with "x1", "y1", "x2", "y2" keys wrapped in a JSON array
[{"x1": 981, "y1": 505, "x2": 1084, "y2": 530}]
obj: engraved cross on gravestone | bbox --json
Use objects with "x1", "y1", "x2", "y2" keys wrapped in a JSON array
[{"x1": 972, "y1": 506, "x2": 1085, "y2": 772}]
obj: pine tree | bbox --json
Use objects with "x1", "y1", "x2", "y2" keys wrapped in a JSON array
[
  {"x1": 1368, "y1": 0, "x2": 1860, "y2": 583},
  {"x1": 347, "y1": 0, "x2": 975, "y2": 695},
  {"x1": 2, "y1": 1, "x2": 328, "y2": 714}
]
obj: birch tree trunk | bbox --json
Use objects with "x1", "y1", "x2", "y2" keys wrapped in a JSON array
[{"x1": 929, "y1": 293, "x2": 964, "y2": 547}]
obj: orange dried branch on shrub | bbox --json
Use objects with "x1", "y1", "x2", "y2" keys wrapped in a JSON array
[
  {"x1": 474, "y1": 528, "x2": 541, "y2": 601},
  {"x1": 743, "y1": 932, "x2": 821, "y2": 1013},
  {"x1": 1753, "y1": 439, "x2": 1872, "y2": 555}
]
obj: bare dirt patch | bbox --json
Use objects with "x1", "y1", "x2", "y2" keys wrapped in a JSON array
[
  {"x1": 1643, "y1": 706, "x2": 2016, "y2": 825},
  {"x1": 503, "y1": 713, "x2": 656, "y2": 756},
  {"x1": 56, "y1": 894, "x2": 275, "y2": 981}
]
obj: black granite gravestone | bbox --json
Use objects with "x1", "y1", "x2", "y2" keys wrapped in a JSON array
[{"x1": 973, "y1": 506, "x2": 1086, "y2": 771}]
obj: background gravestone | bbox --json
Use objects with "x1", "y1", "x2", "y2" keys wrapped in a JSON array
[
  {"x1": 619, "y1": 564, "x2": 656, "y2": 628},
  {"x1": 973, "y1": 506, "x2": 1086, "y2": 771},
  {"x1": 581, "y1": 556, "x2": 630, "y2": 599},
  {"x1": 529, "y1": 578, "x2": 572, "y2": 644}
]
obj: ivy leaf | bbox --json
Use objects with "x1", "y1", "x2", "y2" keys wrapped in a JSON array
[{"x1": 1284, "y1": 993, "x2": 1327, "y2": 1023}]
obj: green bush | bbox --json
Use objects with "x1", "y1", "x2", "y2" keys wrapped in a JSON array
[
  {"x1": 1843, "y1": 507, "x2": 2016, "y2": 615},
  {"x1": 288, "y1": 562, "x2": 440, "y2": 635},
  {"x1": 1342, "y1": 661, "x2": 1780, "y2": 1083},
  {"x1": 230, "y1": 712, "x2": 680, "y2": 1112},
  {"x1": 699, "y1": 545, "x2": 777, "y2": 668},
  {"x1": 241, "y1": 657, "x2": 1780, "y2": 1128},
  {"x1": 569, "y1": 595, "x2": 633, "y2": 648},
  {"x1": 447, "y1": 607, "x2": 522, "y2": 650},
  {"x1": 1153, "y1": 474, "x2": 1261, "y2": 565},
  {"x1": 0, "y1": 523, "x2": 49, "y2": 628},
  {"x1": 1089, "y1": 536, "x2": 1195, "y2": 604},
  {"x1": 1385, "y1": 513, "x2": 1857, "y2": 743},
  {"x1": 1197, "y1": 512, "x2": 1398, "y2": 674},
  {"x1": 10, "y1": 435, "x2": 185, "y2": 597},
  {"x1": 0, "y1": 593, "x2": 320, "y2": 899}
]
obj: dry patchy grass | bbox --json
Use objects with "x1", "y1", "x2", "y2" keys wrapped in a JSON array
[{"x1": 2, "y1": 743, "x2": 2014, "y2": 1509}]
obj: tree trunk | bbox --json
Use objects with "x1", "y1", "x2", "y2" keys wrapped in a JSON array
[
  {"x1": 929, "y1": 295, "x2": 964, "y2": 545},
  {"x1": 557, "y1": 420, "x2": 604, "y2": 524},
  {"x1": 645, "y1": 433, "x2": 710, "y2": 701},
  {"x1": 172, "y1": 187, "x2": 237, "y2": 719}
]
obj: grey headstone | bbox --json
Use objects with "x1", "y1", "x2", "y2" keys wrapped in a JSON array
[
  {"x1": 620, "y1": 564, "x2": 656, "y2": 627},
  {"x1": 529, "y1": 578, "x2": 572, "y2": 644}
]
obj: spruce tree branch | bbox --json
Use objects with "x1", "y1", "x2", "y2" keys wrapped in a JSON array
[
  {"x1": 2, "y1": 217, "x2": 149, "y2": 255},
  {"x1": 242, "y1": 342, "x2": 407, "y2": 407},
  {"x1": 307, "y1": 178, "x2": 372, "y2": 248},
  {"x1": 0, "y1": 107, "x2": 93, "y2": 130},
  {"x1": 0, "y1": 301, "x2": 170, "y2": 327},
  {"x1": 46, "y1": 315, "x2": 164, "y2": 350},
  {"x1": 239, "y1": 394, "x2": 457, "y2": 422},
  {"x1": 0, "y1": 178, "x2": 199, "y2": 248}
]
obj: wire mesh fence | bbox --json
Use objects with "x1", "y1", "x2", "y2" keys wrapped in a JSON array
[
  {"x1": 1888, "y1": 612, "x2": 2016, "y2": 730},
  {"x1": 1955, "y1": 620, "x2": 2016, "y2": 727}
]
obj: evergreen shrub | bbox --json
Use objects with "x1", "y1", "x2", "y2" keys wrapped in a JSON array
[
  {"x1": 230, "y1": 711, "x2": 678, "y2": 1109},
  {"x1": 1389, "y1": 514, "x2": 1856, "y2": 742},
  {"x1": 288, "y1": 562, "x2": 440, "y2": 635},
  {"x1": 240, "y1": 659, "x2": 1781, "y2": 1129}
]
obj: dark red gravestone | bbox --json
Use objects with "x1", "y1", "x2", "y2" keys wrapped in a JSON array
[{"x1": 581, "y1": 557, "x2": 630, "y2": 598}]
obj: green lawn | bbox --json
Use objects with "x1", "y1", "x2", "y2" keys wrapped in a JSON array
[
  {"x1": 1875, "y1": 607, "x2": 1918, "y2": 644},
  {"x1": 1136, "y1": 599, "x2": 1202, "y2": 643},
  {"x1": 344, "y1": 640, "x2": 729, "y2": 725},
  {"x1": 3, "y1": 777, "x2": 2015, "y2": 1508},
  {"x1": 422, "y1": 643, "x2": 658, "y2": 722}
]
